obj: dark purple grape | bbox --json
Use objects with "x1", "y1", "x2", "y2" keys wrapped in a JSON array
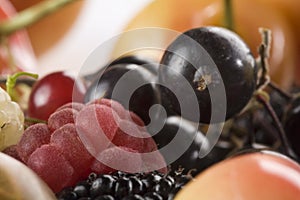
[
  {"x1": 283, "y1": 96, "x2": 300, "y2": 157},
  {"x1": 153, "y1": 116, "x2": 234, "y2": 174},
  {"x1": 84, "y1": 55, "x2": 157, "y2": 82},
  {"x1": 159, "y1": 26, "x2": 257, "y2": 123},
  {"x1": 84, "y1": 63, "x2": 160, "y2": 125}
]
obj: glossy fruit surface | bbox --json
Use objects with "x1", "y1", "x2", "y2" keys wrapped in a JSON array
[
  {"x1": 113, "y1": 0, "x2": 298, "y2": 89},
  {"x1": 175, "y1": 151, "x2": 300, "y2": 200},
  {"x1": 0, "y1": 152, "x2": 56, "y2": 200},
  {"x1": 27, "y1": 71, "x2": 86, "y2": 121},
  {"x1": 0, "y1": 0, "x2": 36, "y2": 75},
  {"x1": 84, "y1": 63, "x2": 160, "y2": 124},
  {"x1": 159, "y1": 26, "x2": 257, "y2": 123},
  {"x1": 153, "y1": 116, "x2": 234, "y2": 174}
]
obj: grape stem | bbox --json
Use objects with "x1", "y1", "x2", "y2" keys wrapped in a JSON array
[
  {"x1": 256, "y1": 28, "x2": 271, "y2": 90},
  {"x1": 255, "y1": 93, "x2": 298, "y2": 161},
  {"x1": 224, "y1": 0, "x2": 234, "y2": 30},
  {"x1": 6, "y1": 72, "x2": 38, "y2": 99},
  {"x1": 267, "y1": 81, "x2": 293, "y2": 101},
  {"x1": 0, "y1": 0, "x2": 77, "y2": 37}
]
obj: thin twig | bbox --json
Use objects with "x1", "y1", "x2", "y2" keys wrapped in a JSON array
[
  {"x1": 256, "y1": 28, "x2": 271, "y2": 90},
  {"x1": 268, "y1": 81, "x2": 293, "y2": 101},
  {"x1": 255, "y1": 93, "x2": 298, "y2": 160}
]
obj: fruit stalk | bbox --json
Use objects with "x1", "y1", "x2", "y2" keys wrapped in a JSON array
[
  {"x1": 224, "y1": 0, "x2": 234, "y2": 30},
  {"x1": 255, "y1": 93, "x2": 298, "y2": 161},
  {"x1": 0, "y1": 0, "x2": 77, "y2": 37}
]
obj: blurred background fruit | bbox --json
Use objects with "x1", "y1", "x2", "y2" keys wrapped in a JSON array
[
  {"x1": 10, "y1": 0, "x2": 85, "y2": 57},
  {"x1": 112, "y1": 0, "x2": 300, "y2": 89},
  {"x1": 0, "y1": 0, "x2": 36, "y2": 75},
  {"x1": 175, "y1": 151, "x2": 300, "y2": 200}
]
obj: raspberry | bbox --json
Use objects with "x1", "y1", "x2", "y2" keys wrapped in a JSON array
[
  {"x1": 56, "y1": 102, "x2": 85, "y2": 112},
  {"x1": 48, "y1": 108, "x2": 78, "y2": 132},
  {"x1": 112, "y1": 120, "x2": 145, "y2": 152},
  {"x1": 27, "y1": 144, "x2": 76, "y2": 193},
  {"x1": 50, "y1": 123, "x2": 93, "y2": 177},
  {"x1": 90, "y1": 146, "x2": 143, "y2": 174},
  {"x1": 17, "y1": 123, "x2": 51, "y2": 163},
  {"x1": 75, "y1": 104, "x2": 120, "y2": 155}
]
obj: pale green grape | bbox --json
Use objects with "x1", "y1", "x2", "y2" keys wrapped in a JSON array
[{"x1": 0, "y1": 87, "x2": 24, "y2": 151}]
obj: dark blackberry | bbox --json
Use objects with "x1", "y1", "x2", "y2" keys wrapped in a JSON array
[
  {"x1": 94, "y1": 195, "x2": 115, "y2": 200},
  {"x1": 121, "y1": 194, "x2": 144, "y2": 200},
  {"x1": 143, "y1": 192, "x2": 163, "y2": 200},
  {"x1": 114, "y1": 177, "x2": 133, "y2": 198},
  {"x1": 129, "y1": 176, "x2": 146, "y2": 194},
  {"x1": 56, "y1": 170, "x2": 192, "y2": 200},
  {"x1": 152, "y1": 178, "x2": 173, "y2": 199},
  {"x1": 73, "y1": 181, "x2": 90, "y2": 198},
  {"x1": 141, "y1": 171, "x2": 163, "y2": 190},
  {"x1": 90, "y1": 174, "x2": 116, "y2": 197},
  {"x1": 56, "y1": 188, "x2": 77, "y2": 200}
]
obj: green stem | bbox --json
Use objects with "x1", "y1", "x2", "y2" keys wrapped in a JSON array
[
  {"x1": 6, "y1": 72, "x2": 38, "y2": 98},
  {"x1": 0, "y1": 0, "x2": 77, "y2": 37},
  {"x1": 224, "y1": 0, "x2": 234, "y2": 30}
]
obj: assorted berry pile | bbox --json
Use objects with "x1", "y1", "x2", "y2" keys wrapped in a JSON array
[
  {"x1": 13, "y1": 99, "x2": 166, "y2": 193},
  {"x1": 56, "y1": 170, "x2": 192, "y2": 200},
  {"x1": 1, "y1": 25, "x2": 300, "y2": 200}
]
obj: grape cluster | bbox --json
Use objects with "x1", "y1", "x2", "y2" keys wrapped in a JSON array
[
  {"x1": 14, "y1": 99, "x2": 166, "y2": 193},
  {"x1": 57, "y1": 170, "x2": 192, "y2": 200}
]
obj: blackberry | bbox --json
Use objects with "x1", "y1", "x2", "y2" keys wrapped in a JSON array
[{"x1": 56, "y1": 170, "x2": 192, "y2": 200}]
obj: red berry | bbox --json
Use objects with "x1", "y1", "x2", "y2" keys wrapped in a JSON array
[
  {"x1": 48, "y1": 108, "x2": 78, "y2": 132},
  {"x1": 17, "y1": 123, "x2": 51, "y2": 163},
  {"x1": 90, "y1": 146, "x2": 143, "y2": 174},
  {"x1": 112, "y1": 120, "x2": 145, "y2": 152},
  {"x1": 75, "y1": 104, "x2": 120, "y2": 156},
  {"x1": 28, "y1": 71, "x2": 86, "y2": 121},
  {"x1": 27, "y1": 144, "x2": 76, "y2": 192},
  {"x1": 50, "y1": 123, "x2": 93, "y2": 176}
]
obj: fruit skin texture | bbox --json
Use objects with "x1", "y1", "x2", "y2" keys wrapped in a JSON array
[
  {"x1": 113, "y1": 0, "x2": 298, "y2": 89},
  {"x1": 175, "y1": 151, "x2": 300, "y2": 200},
  {"x1": 0, "y1": 152, "x2": 56, "y2": 200},
  {"x1": 159, "y1": 26, "x2": 257, "y2": 123},
  {"x1": 0, "y1": 0, "x2": 36, "y2": 75},
  {"x1": 27, "y1": 71, "x2": 86, "y2": 121}
]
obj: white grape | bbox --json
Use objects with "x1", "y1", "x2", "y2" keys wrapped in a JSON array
[{"x1": 0, "y1": 87, "x2": 24, "y2": 151}]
